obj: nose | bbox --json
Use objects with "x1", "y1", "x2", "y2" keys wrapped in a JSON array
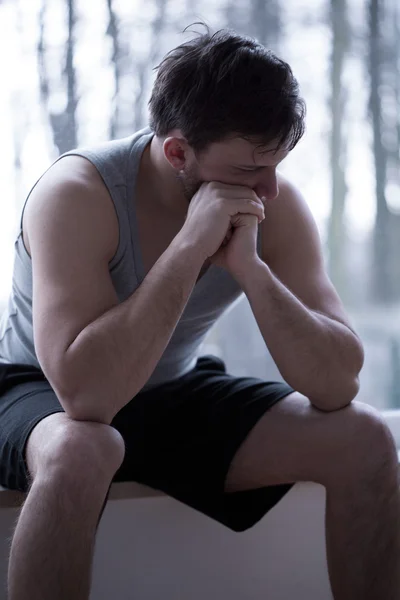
[{"x1": 254, "y1": 176, "x2": 279, "y2": 201}]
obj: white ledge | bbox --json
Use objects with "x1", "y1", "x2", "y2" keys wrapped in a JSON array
[{"x1": 0, "y1": 482, "x2": 164, "y2": 509}]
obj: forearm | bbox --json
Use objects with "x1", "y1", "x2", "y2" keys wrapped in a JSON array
[
  {"x1": 61, "y1": 235, "x2": 204, "y2": 423},
  {"x1": 236, "y1": 259, "x2": 364, "y2": 410}
]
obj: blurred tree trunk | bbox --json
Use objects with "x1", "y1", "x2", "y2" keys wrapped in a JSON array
[
  {"x1": 62, "y1": 0, "x2": 78, "y2": 151},
  {"x1": 327, "y1": 0, "x2": 349, "y2": 300},
  {"x1": 248, "y1": 0, "x2": 281, "y2": 50},
  {"x1": 133, "y1": 0, "x2": 167, "y2": 131},
  {"x1": 106, "y1": 0, "x2": 122, "y2": 139},
  {"x1": 368, "y1": 0, "x2": 394, "y2": 302},
  {"x1": 37, "y1": 1, "x2": 50, "y2": 127},
  {"x1": 11, "y1": 0, "x2": 27, "y2": 217},
  {"x1": 37, "y1": 0, "x2": 78, "y2": 155},
  {"x1": 385, "y1": 0, "x2": 400, "y2": 299},
  {"x1": 222, "y1": 0, "x2": 242, "y2": 33},
  {"x1": 396, "y1": 4, "x2": 400, "y2": 161},
  {"x1": 389, "y1": 337, "x2": 400, "y2": 408},
  {"x1": 184, "y1": 0, "x2": 199, "y2": 25}
]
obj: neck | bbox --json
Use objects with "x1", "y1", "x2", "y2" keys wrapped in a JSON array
[{"x1": 143, "y1": 135, "x2": 188, "y2": 216}]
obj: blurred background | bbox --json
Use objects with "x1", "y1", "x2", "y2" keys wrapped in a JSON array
[{"x1": 0, "y1": 0, "x2": 399, "y2": 411}]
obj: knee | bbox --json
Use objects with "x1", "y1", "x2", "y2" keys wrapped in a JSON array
[
  {"x1": 28, "y1": 415, "x2": 125, "y2": 484},
  {"x1": 329, "y1": 400, "x2": 398, "y2": 479}
]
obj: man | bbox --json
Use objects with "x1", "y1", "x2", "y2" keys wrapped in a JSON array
[{"x1": 0, "y1": 23, "x2": 399, "y2": 600}]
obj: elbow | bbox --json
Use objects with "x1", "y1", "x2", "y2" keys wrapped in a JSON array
[
  {"x1": 61, "y1": 393, "x2": 115, "y2": 425},
  {"x1": 308, "y1": 376, "x2": 360, "y2": 413},
  {"x1": 65, "y1": 407, "x2": 112, "y2": 426},
  {"x1": 46, "y1": 367, "x2": 115, "y2": 426},
  {"x1": 38, "y1": 354, "x2": 116, "y2": 425},
  {"x1": 50, "y1": 379, "x2": 115, "y2": 425}
]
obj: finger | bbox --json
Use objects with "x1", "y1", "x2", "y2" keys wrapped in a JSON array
[
  {"x1": 231, "y1": 213, "x2": 261, "y2": 227},
  {"x1": 211, "y1": 182, "x2": 262, "y2": 201},
  {"x1": 229, "y1": 189, "x2": 265, "y2": 207},
  {"x1": 229, "y1": 198, "x2": 265, "y2": 221}
]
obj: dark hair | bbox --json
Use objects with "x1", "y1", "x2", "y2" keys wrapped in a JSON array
[{"x1": 148, "y1": 23, "x2": 306, "y2": 156}]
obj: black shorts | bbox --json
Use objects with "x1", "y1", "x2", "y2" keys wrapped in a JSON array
[{"x1": 0, "y1": 355, "x2": 295, "y2": 532}]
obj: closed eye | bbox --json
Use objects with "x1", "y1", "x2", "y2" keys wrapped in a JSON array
[{"x1": 235, "y1": 166, "x2": 265, "y2": 173}]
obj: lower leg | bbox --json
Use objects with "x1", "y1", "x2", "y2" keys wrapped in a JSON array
[
  {"x1": 8, "y1": 473, "x2": 113, "y2": 600},
  {"x1": 325, "y1": 453, "x2": 400, "y2": 599}
]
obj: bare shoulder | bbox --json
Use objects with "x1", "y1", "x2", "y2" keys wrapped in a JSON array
[
  {"x1": 22, "y1": 154, "x2": 119, "y2": 262},
  {"x1": 23, "y1": 155, "x2": 122, "y2": 394},
  {"x1": 261, "y1": 172, "x2": 320, "y2": 264}
]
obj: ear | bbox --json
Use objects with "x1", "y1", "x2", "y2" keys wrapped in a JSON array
[{"x1": 163, "y1": 135, "x2": 191, "y2": 170}]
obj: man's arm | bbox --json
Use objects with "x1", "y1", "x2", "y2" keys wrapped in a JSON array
[
  {"x1": 233, "y1": 176, "x2": 364, "y2": 412},
  {"x1": 63, "y1": 238, "x2": 204, "y2": 423},
  {"x1": 27, "y1": 157, "x2": 205, "y2": 425}
]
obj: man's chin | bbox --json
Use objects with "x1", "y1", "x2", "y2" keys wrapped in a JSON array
[{"x1": 176, "y1": 170, "x2": 203, "y2": 203}]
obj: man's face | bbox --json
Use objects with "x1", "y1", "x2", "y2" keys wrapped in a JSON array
[{"x1": 176, "y1": 136, "x2": 289, "y2": 203}]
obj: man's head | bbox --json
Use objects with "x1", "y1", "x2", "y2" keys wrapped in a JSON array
[{"x1": 148, "y1": 23, "x2": 306, "y2": 202}]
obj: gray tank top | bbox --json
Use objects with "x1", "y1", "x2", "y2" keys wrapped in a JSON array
[{"x1": 0, "y1": 126, "x2": 262, "y2": 389}]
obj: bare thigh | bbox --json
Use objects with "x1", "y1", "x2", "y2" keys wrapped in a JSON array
[{"x1": 225, "y1": 392, "x2": 396, "y2": 492}]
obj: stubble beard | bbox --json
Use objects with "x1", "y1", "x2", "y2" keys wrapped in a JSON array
[{"x1": 176, "y1": 164, "x2": 203, "y2": 203}]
